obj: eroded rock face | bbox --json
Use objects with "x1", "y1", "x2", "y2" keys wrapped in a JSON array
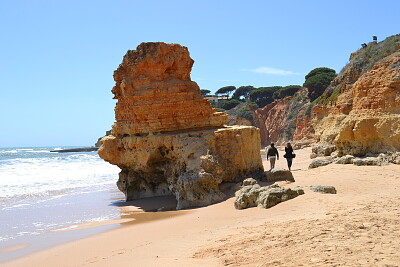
[
  {"x1": 111, "y1": 42, "x2": 228, "y2": 135},
  {"x1": 254, "y1": 87, "x2": 315, "y2": 146},
  {"x1": 313, "y1": 40, "x2": 400, "y2": 157},
  {"x1": 99, "y1": 42, "x2": 264, "y2": 209}
]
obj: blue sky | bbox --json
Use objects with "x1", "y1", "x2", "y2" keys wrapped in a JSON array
[{"x1": 1, "y1": 0, "x2": 399, "y2": 147}]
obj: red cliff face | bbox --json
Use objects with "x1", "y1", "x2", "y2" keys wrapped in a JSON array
[
  {"x1": 254, "y1": 87, "x2": 314, "y2": 146},
  {"x1": 254, "y1": 97, "x2": 293, "y2": 146}
]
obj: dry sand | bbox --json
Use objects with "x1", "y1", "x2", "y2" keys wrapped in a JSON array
[{"x1": 5, "y1": 147, "x2": 400, "y2": 267}]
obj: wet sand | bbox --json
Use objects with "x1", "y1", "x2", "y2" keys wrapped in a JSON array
[{"x1": 4, "y1": 147, "x2": 400, "y2": 266}]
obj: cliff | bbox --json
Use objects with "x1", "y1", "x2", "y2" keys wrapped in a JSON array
[
  {"x1": 99, "y1": 42, "x2": 264, "y2": 209},
  {"x1": 312, "y1": 35, "x2": 400, "y2": 156},
  {"x1": 254, "y1": 87, "x2": 315, "y2": 146}
]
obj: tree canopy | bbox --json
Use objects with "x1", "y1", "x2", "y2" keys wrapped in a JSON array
[
  {"x1": 215, "y1": 86, "x2": 236, "y2": 96},
  {"x1": 200, "y1": 89, "x2": 211, "y2": 96},
  {"x1": 305, "y1": 67, "x2": 336, "y2": 80},
  {"x1": 248, "y1": 86, "x2": 281, "y2": 107},
  {"x1": 232, "y1": 85, "x2": 254, "y2": 100},
  {"x1": 220, "y1": 99, "x2": 241, "y2": 110},
  {"x1": 303, "y1": 67, "x2": 336, "y2": 101},
  {"x1": 272, "y1": 85, "x2": 301, "y2": 99}
]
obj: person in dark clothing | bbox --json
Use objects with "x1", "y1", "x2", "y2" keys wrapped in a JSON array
[
  {"x1": 284, "y1": 142, "x2": 295, "y2": 171},
  {"x1": 266, "y1": 143, "x2": 279, "y2": 170}
]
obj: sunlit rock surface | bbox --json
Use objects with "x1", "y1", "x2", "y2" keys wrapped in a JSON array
[{"x1": 99, "y1": 42, "x2": 264, "y2": 209}]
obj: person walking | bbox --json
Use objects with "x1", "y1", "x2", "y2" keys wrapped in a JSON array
[
  {"x1": 266, "y1": 143, "x2": 279, "y2": 170},
  {"x1": 284, "y1": 142, "x2": 295, "y2": 171}
]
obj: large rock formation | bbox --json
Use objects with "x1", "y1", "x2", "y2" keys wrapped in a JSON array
[
  {"x1": 99, "y1": 42, "x2": 264, "y2": 209},
  {"x1": 312, "y1": 35, "x2": 400, "y2": 156}
]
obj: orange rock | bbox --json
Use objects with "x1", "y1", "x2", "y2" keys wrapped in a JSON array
[
  {"x1": 254, "y1": 87, "x2": 315, "y2": 147},
  {"x1": 99, "y1": 42, "x2": 264, "y2": 209},
  {"x1": 313, "y1": 51, "x2": 400, "y2": 156},
  {"x1": 111, "y1": 42, "x2": 227, "y2": 135}
]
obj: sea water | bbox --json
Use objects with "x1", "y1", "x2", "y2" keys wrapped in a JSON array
[{"x1": 0, "y1": 147, "x2": 122, "y2": 262}]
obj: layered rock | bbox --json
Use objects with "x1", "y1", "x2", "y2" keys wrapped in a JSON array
[
  {"x1": 111, "y1": 42, "x2": 227, "y2": 135},
  {"x1": 312, "y1": 35, "x2": 400, "y2": 156},
  {"x1": 99, "y1": 42, "x2": 264, "y2": 209}
]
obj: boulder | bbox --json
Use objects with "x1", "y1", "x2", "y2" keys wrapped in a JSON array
[
  {"x1": 334, "y1": 155, "x2": 355, "y2": 164},
  {"x1": 257, "y1": 186, "x2": 304, "y2": 209},
  {"x1": 352, "y1": 155, "x2": 389, "y2": 166},
  {"x1": 311, "y1": 143, "x2": 337, "y2": 157},
  {"x1": 234, "y1": 184, "x2": 262, "y2": 210},
  {"x1": 309, "y1": 185, "x2": 337, "y2": 194},
  {"x1": 389, "y1": 152, "x2": 400, "y2": 164},
  {"x1": 263, "y1": 168, "x2": 295, "y2": 182},
  {"x1": 234, "y1": 184, "x2": 304, "y2": 210},
  {"x1": 309, "y1": 158, "x2": 333, "y2": 169}
]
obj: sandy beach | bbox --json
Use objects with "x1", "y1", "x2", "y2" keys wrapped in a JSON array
[{"x1": 4, "y1": 146, "x2": 400, "y2": 267}]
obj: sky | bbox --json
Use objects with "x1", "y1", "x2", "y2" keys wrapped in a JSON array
[{"x1": 0, "y1": 0, "x2": 399, "y2": 147}]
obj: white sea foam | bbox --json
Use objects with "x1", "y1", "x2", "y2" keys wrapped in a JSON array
[
  {"x1": 0, "y1": 153, "x2": 119, "y2": 201},
  {"x1": 0, "y1": 147, "x2": 124, "y2": 251}
]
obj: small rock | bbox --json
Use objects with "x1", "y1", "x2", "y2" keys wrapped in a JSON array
[
  {"x1": 309, "y1": 158, "x2": 332, "y2": 169},
  {"x1": 330, "y1": 151, "x2": 339, "y2": 158},
  {"x1": 352, "y1": 157, "x2": 388, "y2": 166},
  {"x1": 242, "y1": 178, "x2": 258, "y2": 186},
  {"x1": 234, "y1": 178, "x2": 258, "y2": 191},
  {"x1": 309, "y1": 185, "x2": 337, "y2": 194},
  {"x1": 334, "y1": 155, "x2": 355, "y2": 164},
  {"x1": 389, "y1": 152, "x2": 400, "y2": 164},
  {"x1": 264, "y1": 168, "x2": 295, "y2": 182},
  {"x1": 312, "y1": 143, "x2": 336, "y2": 157}
]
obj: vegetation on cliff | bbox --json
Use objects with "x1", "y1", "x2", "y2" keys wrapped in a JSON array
[
  {"x1": 315, "y1": 34, "x2": 400, "y2": 106},
  {"x1": 303, "y1": 67, "x2": 336, "y2": 101}
]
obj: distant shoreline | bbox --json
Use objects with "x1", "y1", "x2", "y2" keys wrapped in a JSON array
[{"x1": 50, "y1": 147, "x2": 98, "y2": 153}]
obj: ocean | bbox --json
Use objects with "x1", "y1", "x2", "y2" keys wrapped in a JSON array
[{"x1": 0, "y1": 147, "x2": 123, "y2": 262}]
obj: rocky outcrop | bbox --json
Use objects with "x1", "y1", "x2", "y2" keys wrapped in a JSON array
[
  {"x1": 99, "y1": 42, "x2": 264, "y2": 209},
  {"x1": 312, "y1": 35, "x2": 400, "y2": 157},
  {"x1": 254, "y1": 87, "x2": 315, "y2": 146},
  {"x1": 234, "y1": 183, "x2": 304, "y2": 210},
  {"x1": 111, "y1": 43, "x2": 228, "y2": 136}
]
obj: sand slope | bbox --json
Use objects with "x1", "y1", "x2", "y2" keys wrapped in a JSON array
[{"x1": 5, "y1": 147, "x2": 400, "y2": 267}]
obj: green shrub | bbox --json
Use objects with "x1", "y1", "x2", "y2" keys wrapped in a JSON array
[
  {"x1": 249, "y1": 86, "x2": 281, "y2": 107},
  {"x1": 220, "y1": 99, "x2": 241, "y2": 110},
  {"x1": 273, "y1": 85, "x2": 301, "y2": 99},
  {"x1": 303, "y1": 68, "x2": 336, "y2": 101},
  {"x1": 237, "y1": 108, "x2": 253, "y2": 121}
]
